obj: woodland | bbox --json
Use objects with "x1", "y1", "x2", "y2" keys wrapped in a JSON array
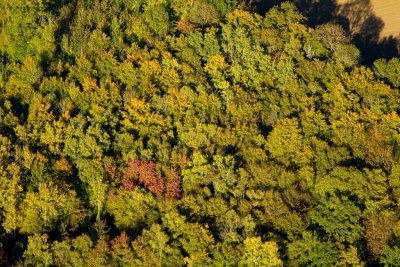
[{"x1": 1, "y1": 0, "x2": 400, "y2": 266}]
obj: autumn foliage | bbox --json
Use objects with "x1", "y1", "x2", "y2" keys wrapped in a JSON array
[
  {"x1": 2, "y1": 0, "x2": 400, "y2": 266},
  {"x1": 124, "y1": 159, "x2": 180, "y2": 198}
]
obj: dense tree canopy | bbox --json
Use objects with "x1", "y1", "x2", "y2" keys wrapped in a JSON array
[{"x1": 0, "y1": 0, "x2": 400, "y2": 265}]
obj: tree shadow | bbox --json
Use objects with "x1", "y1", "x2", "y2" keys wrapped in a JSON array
[
  {"x1": 253, "y1": 0, "x2": 295, "y2": 13},
  {"x1": 254, "y1": 0, "x2": 399, "y2": 64},
  {"x1": 335, "y1": 0, "x2": 399, "y2": 64}
]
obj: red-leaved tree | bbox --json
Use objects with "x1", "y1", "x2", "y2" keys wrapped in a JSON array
[
  {"x1": 124, "y1": 159, "x2": 165, "y2": 196},
  {"x1": 165, "y1": 167, "x2": 181, "y2": 199},
  {"x1": 111, "y1": 231, "x2": 130, "y2": 249},
  {"x1": 124, "y1": 160, "x2": 181, "y2": 198}
]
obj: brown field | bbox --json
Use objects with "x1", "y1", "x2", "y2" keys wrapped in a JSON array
[
  {"x1": 337, "y1": 0, "x2": 400, "y2": 40},
  {"x1": 371, "y1": 0, "x2": 400, "y2": 38}
]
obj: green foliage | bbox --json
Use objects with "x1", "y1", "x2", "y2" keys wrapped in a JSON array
[
  {"x1": 24, "y1": 234, "x2": 53, "y2": 267},
  {"x1": 206, "y1": 0, "x2": 237, "y2": 17},
  {"x1": 380, "y1": 246, "x2": 400, "y2": 267},
  {"x1": 187, "y1": 1, "x2": 220, "y2": 26},
  {"x1": 163, "y1": 210, "x2": 215, "y2": 266},
  {"x1": 142, "y1": 2, "x2": 171, "y2": 37},
  {"x1": 19, "y1": 182, "x2": 84, "y2": 234},
  {"x1": 0, "y1": 163, "x2": 22, "y2": 233},
  {"x1": 288, "y1": 232, "x2": 340, "y2": 266},
  {"x1": 240, "y1": 237, "x2": 283, "y2": 267},
  {"x1": 373, "y1": 58, "x2": 400, "y2": 88},
  {"x1": 308, "y1": 195, "x2": 363, "y2": 243},
  {"x1": 266, "y1": 118, "x2": 312, "y2": 167},
  {"x1": 0, "y1": 0, "x2": 56, "y2": 61},
  {"x1": 52, "y1": 235, "x2": 94, "y2": 267},
  {"x1": 106, "y1": 188, "x2": 159, "y2": 231},
  {"x1": 132, "y1": 224, "x2": 184, "y2": 266}
]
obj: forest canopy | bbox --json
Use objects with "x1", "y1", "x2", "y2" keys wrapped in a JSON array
[{"x1": 1, "y1": 0, "x2": 400, "y2": 266}]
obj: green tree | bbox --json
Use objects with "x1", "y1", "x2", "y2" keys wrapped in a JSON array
[
  {"x1": 308, "y1": 195, "x2": 364, "y2": 244},
  {"x1": 19, "y1": 182, "x2": 83, "y2": 234},
  {"x1": 106, "y1": 187, "x2": 159, "y2": 231},
  {"x1": 266, "y1": 118, "x2": 312, "y2": 167},
  {"x1": 132, "y1": 224, "x2": 184, "y2": 266},
  {"x1": 380, "y1": 246, "x2": 400, "y2": 267},
  {"x1": 0, "y1": 163, "x2": 22, "y2": 233},
  {"x1": 240, "y1": 237, "x2": 283, "y2": 267},
  {"x1": 373, "y1": 58, "x2": 400, "y2": 88},
  {"x1": 23, "y1": 234, "x2": 53, "y2": 267},
  {"x1": 288, "y1": 232, "x2": 340, "y2": 266}
]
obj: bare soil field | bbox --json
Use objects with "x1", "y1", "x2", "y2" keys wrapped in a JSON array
[
  {"x1": 337, "y1": 0, "x2": 400, "y2": 40},
  {"x1": 370, "y1": 0, "x2": 400, "y2": 38}
]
